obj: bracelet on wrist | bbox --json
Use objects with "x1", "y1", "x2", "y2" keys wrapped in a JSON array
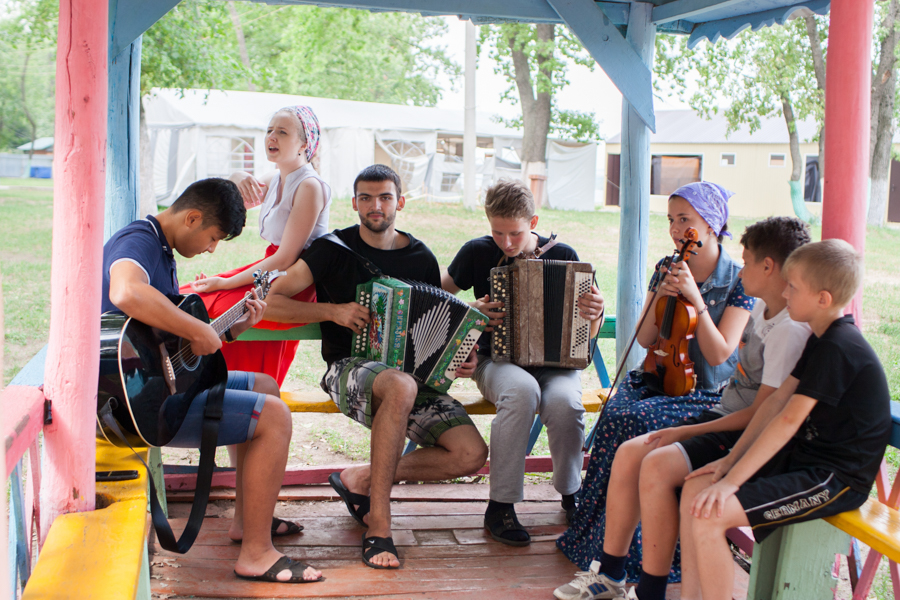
[
  {"x1": 696, "y1": 303, "x2": 708, "y2": 318},
  {"x1": 224, "y1": 328, "x2": 235, "y2": 343}
]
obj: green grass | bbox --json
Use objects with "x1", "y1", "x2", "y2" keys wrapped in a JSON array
[{"x1": 0, "y1": 177, "x2": 54, "y2": 187}]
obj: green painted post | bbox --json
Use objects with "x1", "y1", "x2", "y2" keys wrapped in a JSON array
[
  {"x1": 747, "y1": 520, "x2": 849, "y2": 599},
  {"x1": 147, "y1": 447, "x2": 168, "y2": 517},
  {"x1": 136, "y1": 542, "x2": 151, "y2": 600}
]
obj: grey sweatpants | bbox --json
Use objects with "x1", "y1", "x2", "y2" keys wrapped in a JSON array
[{"x1": 474, "y1": 355, "x2": 586, "y2": 503}]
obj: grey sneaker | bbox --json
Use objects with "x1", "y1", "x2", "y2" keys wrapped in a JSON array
[{"x1": 553, "y1": 560, "x2": 627, "y2": 600}]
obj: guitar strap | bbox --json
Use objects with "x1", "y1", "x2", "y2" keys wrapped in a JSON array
[{"x1": 100, "y1": 355, "x2": 227, "y2": 554}]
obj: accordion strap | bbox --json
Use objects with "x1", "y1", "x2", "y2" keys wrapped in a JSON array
[{"x1": 320, "y1": 232, "x2": 384, "y2": 277}]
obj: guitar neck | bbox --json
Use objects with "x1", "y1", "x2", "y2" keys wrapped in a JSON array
[{"x1": 209, "y1": 283, "x2": 264, "y2": 335}]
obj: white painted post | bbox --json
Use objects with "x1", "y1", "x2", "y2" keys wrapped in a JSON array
[
  {"x1": 616, "y1": 3, "x2": 656, "y2": 370},
  {"x1": 41, "y1": 0, "x2": 107, "y2": 538},
  {"x1": 463, "y1": 19, "x2": 478, "y2": 209},
  {"x1": 106, "y1": 38, "x2": 143, "y2": 239}
]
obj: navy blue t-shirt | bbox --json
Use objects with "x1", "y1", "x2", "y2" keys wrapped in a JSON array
[{"x1": 101, "y1": 215, "x2": 178, "y2": 313}]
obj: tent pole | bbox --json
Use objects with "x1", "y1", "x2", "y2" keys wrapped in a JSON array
[
  {"x1": 463, "y1": 19, "x2": 477, "y2": 209},
  {"x1": 821, "y1": 0, "x2": 873, "y2": 322},
  {"x1": 616, "y1": 2, "x2": 655, "y2": 371}
]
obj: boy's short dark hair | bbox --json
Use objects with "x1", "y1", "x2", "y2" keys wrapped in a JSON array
[
  {"x1": 783, "y1": 239, "x2": 863, "y2": 307},
  {"x1": 354, "y1": 164, "x2": 402, "y2": 197},
  {"x1": 484, "y1": 179, "x2": 535, "y2": 221},
  {"x1": 170, "y1": 178, "x2": 246, "y2": 241},
  {"x1": 740, "y1": 216, "x2": 811, "y2": 267}
]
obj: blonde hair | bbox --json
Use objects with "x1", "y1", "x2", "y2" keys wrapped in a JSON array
[
  {"x1": 783, "y1": 239, "x2": 863, "y2": 307},
  {"x1": 484, "y1": 179, "x2": 535, "y2": 221}
]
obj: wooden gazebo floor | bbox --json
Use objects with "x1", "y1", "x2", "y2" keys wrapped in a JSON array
[{"x1": 151, "y1": 483, "x2": 749, "y2": 599}]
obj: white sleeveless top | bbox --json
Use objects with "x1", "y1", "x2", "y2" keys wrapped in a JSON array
[{"x1": 258, "y1": 163, "x2": 332, "y2": 248}]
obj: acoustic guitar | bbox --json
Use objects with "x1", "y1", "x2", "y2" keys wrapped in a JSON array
[{"x1": 97, "y1": 270, "x2": 282, "y2": 448}]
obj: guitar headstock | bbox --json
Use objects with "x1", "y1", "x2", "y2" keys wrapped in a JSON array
[{"x1": 252, "y1": 269, "x2": 286, "y2": 300}]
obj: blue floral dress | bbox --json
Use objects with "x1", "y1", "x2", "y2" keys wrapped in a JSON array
[{"x1": 557, "y1": 253, "x2": 754, "y2": 583}]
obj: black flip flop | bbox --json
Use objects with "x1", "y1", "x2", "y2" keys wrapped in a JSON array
[
  {"x1": 230, "y1": 517, "x2": 304, "y2": 544},
  {"x1": 362, "y1": 534, "x2": 400, "y2": 569},
  {"x1": 234, "y1": 555, "x2": 324, "y2": 583},
  {"x1": 328, "y1": 471, "x2": 370, "y2": 527}
]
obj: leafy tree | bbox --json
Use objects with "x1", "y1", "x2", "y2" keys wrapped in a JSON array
[
  {"x1": 233, "y1": 5, "x2": 458, "y2": 106},
  {"x1": 480, "y1": 22, "x2": 601, "y2": 168},
  {"x1": 655, "y1": 3, "x2": 900, "y2": 226},
  {"x1": 0, "y1": 0, "x2": 56, "y2": 153},
  {"x1": 654, "y1": 18, "x2": 820, "y2": 222}
]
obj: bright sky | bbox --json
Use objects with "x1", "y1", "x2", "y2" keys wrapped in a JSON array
[{"x1": 433, "y1": 17, "x2": 688, "y2": 141}]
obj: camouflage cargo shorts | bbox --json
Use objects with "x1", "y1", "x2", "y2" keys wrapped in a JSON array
[{"x1": 320, "y1": 357, "x2": 475, "y2": 447}]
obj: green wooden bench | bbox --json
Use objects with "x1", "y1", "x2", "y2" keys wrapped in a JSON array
[
  {"x1": 745, "y1": 401, "x2": 900, "y2": 600},
  {"x1": 239, "y1": 316, "x2": 617, "y2": 455}
]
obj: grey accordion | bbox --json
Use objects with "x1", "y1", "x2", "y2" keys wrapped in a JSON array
[{"x1": 489, "y1": 259, "x2": 594, "y2": 369}]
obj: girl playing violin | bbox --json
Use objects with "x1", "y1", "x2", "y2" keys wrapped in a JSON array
[{"x1": 556, "y1": 182, "x2": 753, "y2": 586}]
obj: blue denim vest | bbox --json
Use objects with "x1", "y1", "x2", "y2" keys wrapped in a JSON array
[{"x1": 688, "y1": 245, "x2": 743, "y2": 391}]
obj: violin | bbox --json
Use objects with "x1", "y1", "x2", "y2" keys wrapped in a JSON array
[{"x1": 642, "y1": 228, "x2": 703, "y2": 397}]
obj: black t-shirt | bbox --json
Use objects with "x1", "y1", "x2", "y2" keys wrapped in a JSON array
[
  {"x1": 788, "y1": 315, "x2": 892, "y2": 494},
  {"x1": 446, "y1": 233, "x2": 580, "y2": 353},
  {"x1": 302, "y1": 225, "x2": 441, "y2": 366}
]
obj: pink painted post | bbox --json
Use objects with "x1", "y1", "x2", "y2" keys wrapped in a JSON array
[
  {"x1": 40, "y1": 0, "x2": 107, "y2": 538},
  {"x1": 821, "y1": 0, "x2": 874, "y2": 321}
]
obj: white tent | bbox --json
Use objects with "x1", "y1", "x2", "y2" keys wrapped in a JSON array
[{"x1": 144, "y1": 88, "x2": 598, "y2": 210}]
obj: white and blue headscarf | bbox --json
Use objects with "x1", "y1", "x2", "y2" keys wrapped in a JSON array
[{"x1": 670, "y1": 182, "x2": 734, "y2": 239}]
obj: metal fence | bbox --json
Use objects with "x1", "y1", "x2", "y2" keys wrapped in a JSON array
[{"x1": 0, "y1": 154, "x2": 54, "y2": 178}]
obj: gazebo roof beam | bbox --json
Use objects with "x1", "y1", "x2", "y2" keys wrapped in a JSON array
[
  {"x1": 109, "y1": 0, "x2": 180, "y2": 57},
  {"x1": 244, "y1": 0, "x2": 693, "y2": 33},
  {"x1": 652, "y1": 0, "x2": 745, "y2": 24}
]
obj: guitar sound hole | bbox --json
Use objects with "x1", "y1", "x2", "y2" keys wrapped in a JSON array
[{"x1": 178, "y1": 340, "x2": 201, "y2": 372}]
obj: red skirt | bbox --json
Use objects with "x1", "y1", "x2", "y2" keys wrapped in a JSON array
[{"x1": 179, "y1": 244, "x2": 315, "y2": 386}]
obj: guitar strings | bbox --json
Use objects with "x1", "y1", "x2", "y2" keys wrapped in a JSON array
[{"x1": 168, "y1": 286, "x2": 260, "y2": 373}]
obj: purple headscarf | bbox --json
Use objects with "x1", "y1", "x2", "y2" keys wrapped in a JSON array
[
  {"x1": 280, "y1": 105, "x2": 321, "y2": 161},
  {"x1": 670, "y1": 181, "x2": 734, "y2": 239}
]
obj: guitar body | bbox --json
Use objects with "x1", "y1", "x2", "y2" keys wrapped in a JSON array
[{"x1": 97, "y1": 294, "x2": 228, "y2": 448}]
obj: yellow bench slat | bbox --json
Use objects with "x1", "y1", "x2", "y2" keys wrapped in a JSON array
[
  {"x1": 22, "y1": 499, "x2": 150, "y2": 600},
  {"x1": 282, "y1": 388, "x2": 609, "y2": 414},
  {"x1": 825, "y1": 498, "x2": 900, "y2": 564}
]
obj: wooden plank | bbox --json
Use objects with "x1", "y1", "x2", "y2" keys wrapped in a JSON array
[
  {"x1": 167, "y1": 481, "x2": 565, "y2": 503},
  {"x1": 453, "y1": 524, "x2": 567, "y2": 545},
  {"x1": 652, "y1": 0, "x2": 744, "y2": 24},
  {"x1": 549, "y1": 0, "x2": 655, "y2": 132},
  {"x1": 22, "y1": 500, "x2": 150, "y2": 600},
  {"x1": 105, "y1": 36, "x2": 142, "y2": 241},
  {"x1": 2, "y1": 385, "x2": 45, "y2": 479},
  {"x1": 164, "y1": 454, "x2": 591, "y2": 491},
  {"x1": 8, "y1": 345, "x2": 47, "y2": 386},
  {"x1": 282, "y1": 388, "x2": 607, "y2": 414},
  {"x1": 108, "y1": 0, "x2": 180, "y2": 56},
  {"x1": 825, "y1": 499, "x2": 900, "y2": 564},
  {"x1": 167, "y1": 499, "x2": 562, "y2": 519},
  {"x1": 686, "y1": 0, "x2": 831, "y2": 49},
  {"x1": 615, "y1": 1, "x2": 655, "y2": 371}
]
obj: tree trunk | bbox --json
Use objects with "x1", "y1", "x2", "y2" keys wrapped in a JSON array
[
  {"x1": 509, "y1": 24, "x2": 553, "y2": 205},
  {"x1": 805, "y1": 15, "x2": 826, "y2": 188},
  {"x1": 782, "y1": 95, "x2": 802, "y2": 182},
  {"x1": 20, "y1": 52, "x2": 37, "y2": 175},
  {"x1": 868, "y1": 0, "x2": 900, "y2": 226},
  {"x1": 227, "y1": 1, "x2": 255, "y2": 91}
]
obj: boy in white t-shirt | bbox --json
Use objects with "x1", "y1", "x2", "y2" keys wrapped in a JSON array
[{"x1": 554, "y1": 216, "x2": 812, "y2": 600}]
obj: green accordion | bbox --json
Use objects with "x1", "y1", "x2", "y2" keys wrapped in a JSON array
[{"x1": 351, "y1": 277, "x2": 488, "y2": 393}]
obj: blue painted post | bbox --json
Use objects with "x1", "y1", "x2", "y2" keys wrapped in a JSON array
[
  {"x1": 105, "y1": 37, "x2": 142, "y2": 240},
  {"x1": 616, "y1": 3, "x2": 655, "y2": 371}
]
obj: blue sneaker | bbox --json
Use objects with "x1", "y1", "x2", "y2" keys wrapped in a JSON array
[{"x1": 553, "y1": 560, "x2": 627, "y2": 600}]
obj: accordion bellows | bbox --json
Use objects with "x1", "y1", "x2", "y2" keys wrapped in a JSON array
[
  {"x1": 351, "y1": 277, "x2": 488, "y2": 393},
  {"x1": 490, "y1": 259, "x2": 594, "y2": 369}
]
